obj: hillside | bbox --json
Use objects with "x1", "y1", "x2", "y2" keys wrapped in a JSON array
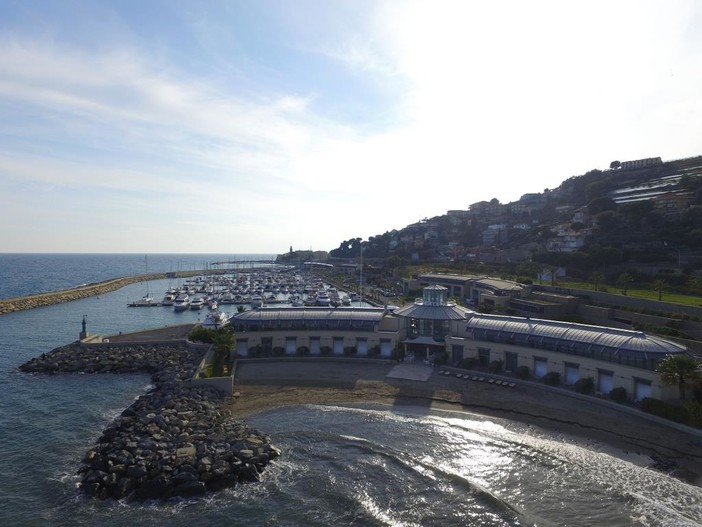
[{"x1": 326, "y1": 154, "x2": 702, "y2": 285}]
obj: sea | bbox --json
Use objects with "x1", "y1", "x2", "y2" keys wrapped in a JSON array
[{"x1": 1, "y1": 253, "x2": 701, "y2": 527}]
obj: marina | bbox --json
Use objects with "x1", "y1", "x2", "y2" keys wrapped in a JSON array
[{"x1": 126, "y1": 268, "x2": 377, "y2": 314}]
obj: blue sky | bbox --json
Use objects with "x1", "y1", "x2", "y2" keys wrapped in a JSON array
[{"x1": 1, "y1": 0, "x2": 701, "y2": 253}]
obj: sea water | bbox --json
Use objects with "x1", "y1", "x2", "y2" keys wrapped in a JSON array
[{"x1": 1, "y1": 254, "x2": 701, "y2": 526}]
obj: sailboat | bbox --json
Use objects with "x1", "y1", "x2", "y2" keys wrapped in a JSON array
[{"x1": 127, "y1": 256, "x2": 154, "y2": 307}]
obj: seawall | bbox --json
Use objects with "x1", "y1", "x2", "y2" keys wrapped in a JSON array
[{"x1": 0, "y1": 271, "x2": 209, "y2": 315}]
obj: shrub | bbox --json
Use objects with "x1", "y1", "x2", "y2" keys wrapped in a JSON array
[
  {"x1": 684, "y1": 401, "x2": 702, "y2": 428},
  {"x1": 487, "y1": 360, "x2": 504, "y2": 374},
  {"x1": 343, "y1": 346, "x2": 357, "y2": 356},
  {"x1": 541, "y1": 372, "x2": 561, "y2": 386},
  {"x1": 609, "y1": 387, "x2": 627, "y2": 403},
  {"x1": 187, "y1": 326, "x2": 216, "y2": 343},
  {"x1": 249, "y1": 344, "x2": 262, "y2": 358},
  {"x1": 516, "y1": 366, "x2": 530, "y2": 380},
  {"x1": 640, "y1": 397, "x2": 690, "y2": 425},
  {"x1": 320, "y1": 346, "x2": 331, "y2": 357},
  {"x1": 368, "y1": 345, "x2": 381, "y2": 358},
  {"x1": 573, "y1": 377, "x2": 594, "y2": 395},
  {"x1": 461, "y1": 357, "x2": 478, "y2": 370},
  {"x1": 296, "y1": 346, "x2": 309, "y2": 357},
  {"x1": 273, "y1": 346, "x2": 285, "y2": 357},
  {"x1": 433, "y1": 352, "x2": 448, "y2": 366}
]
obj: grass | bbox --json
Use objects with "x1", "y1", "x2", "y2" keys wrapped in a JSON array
[{"x1": 553, "y1": 280, "x2": 702, "y2": 307}]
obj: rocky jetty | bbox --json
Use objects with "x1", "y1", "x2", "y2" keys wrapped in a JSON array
[
  {"x1": 0, "y1": 276, "x2": 154, "y2": 315},
  {"x1": 20, "y1": 342, "x2": 279, "y2": 501},
  {"x1": 0, "y1": 269, "x2": 211, "y2": 315}
]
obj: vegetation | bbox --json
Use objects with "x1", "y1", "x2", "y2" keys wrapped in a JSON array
[
  {"x1": 487, "y1": 360, "x2": 504, "y2": 373},
  {"x1": 516, "y1": 366, "x2": 530, "y2": 379},
  {"x1": 657, "y1": 354, "x2": 702, "y2": 400},
  {"x1": 573, "y1": 377, "x2": 595, "y2": 394},
  {"x1": 194, "y1": 327, "x2": 233, "y2": 378},
  {"x1": 640, "y1": 397, "x2": 691, "y2": 425},
  {"x1": 609, "y1": 387, "x2": 627, "y2": 403},
  {"x1": 461, "y1": 357, "x2": 478, "y2": 370},
  {"x1": 541, "y1": 372, "x2": 561, "y2": 386}
]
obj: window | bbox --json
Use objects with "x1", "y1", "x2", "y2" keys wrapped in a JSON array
[
  {"x1": 634, "y1": 378, "x2": 652, "y2": 401},
  {"x1": 452, "y1": 345, "x2": 464, "y2": 365},
  {"x1": 534, "y1": 357, "x2": 548, "y2": 378},
  {"x1": 564, "y1": 362, "x2": 579, "y2": 385},
  {"x1": 285, "y1": 337, "x2": 297, "y2": 355},
  {"x1": 478, "y1": 347, "x2": 491, "y2": 367},
  {"x1": 333, "y1": 337, "x2": 344, "y2": 355},
  {"x1": 236, "y1": 338, "x2": 248, "y2": 357},
  {"x1": 357, "y1": 338, "x2": 368, "y2": 356},
  {"x1": 310, "y1": 337, "x2": 320, "y2": 355},
  {"x1": 505, "y1": 352, "x2": 518, "y2": 372},
  {"x1": 597, "y1": 369, "x2": 613, "y2": 394},
  {"x1": 380, "y1": 339, "x2": 392, "y2": 358}
]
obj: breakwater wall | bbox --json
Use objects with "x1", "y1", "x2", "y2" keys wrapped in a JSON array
[
  {"x1": 0, "y1": 271, "x2": 210, "y2": 315},
  {"x1": 19, "y1": 340, "x2": 279, "y2": 501}
]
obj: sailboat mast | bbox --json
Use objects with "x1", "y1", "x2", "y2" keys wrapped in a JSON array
[{"x1": 359, "y1": 240, "x2": 363, "y2": 304}]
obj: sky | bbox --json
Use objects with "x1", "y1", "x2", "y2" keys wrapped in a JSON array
[{"x1": 1, "y1": 0, "x2": 701, "y2": 254}]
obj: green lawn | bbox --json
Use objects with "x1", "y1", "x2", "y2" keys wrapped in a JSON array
[{"x1": 556, "y1": 280, "x2": 702, "y2": 307}]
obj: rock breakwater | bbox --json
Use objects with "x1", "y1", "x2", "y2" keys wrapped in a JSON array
[
  {"x1": 20, "y1": 342, "x2": 279, "y2": 501},
  {"x1": 0, "y1": 276, "x2": 154, "y2": 315},
  {"x1": 0, "y1": 270, "x2": 212, "y2": 315}
]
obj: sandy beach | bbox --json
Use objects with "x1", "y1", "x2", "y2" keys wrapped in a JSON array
[{"x1": 229, "y1": 360, "x2": 702, "y2": 485}]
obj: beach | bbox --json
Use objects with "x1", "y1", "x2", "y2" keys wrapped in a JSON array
[{"x1": 230, "y1": 360, "x2": 702, "y2": 485}]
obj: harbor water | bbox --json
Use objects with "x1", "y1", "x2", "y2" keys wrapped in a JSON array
[{"x1": 1, "y1": 254, "x2": 701, "y2": 526}]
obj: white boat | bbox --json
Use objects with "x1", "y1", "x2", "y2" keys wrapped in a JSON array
[
  {"x1": 202, "y1": 311, "x2": 230, "y2": 330},
  {"x1": 316, "y1": 291, "x2": 331, "y2": 306},
  {"x1": 128, "y1": 294, "x2": 154, "y2": 307},
  {"x1": 190, "y1": 297, "x2": 205, "y2": 310},
  {"x1": 292, "y1": 297, "x2": 304, "y2": 307},
  {"x1": 341, "y1": 294, "x2": 351, "y2": 306},
  {"x1": 209, "y1": 300, "x2": 218, "y2": 310},
  {"x1": 128, "y1": 256, "x2": 154, "y2": 307},
  {"x1": 173, "y1": 294, "x2": 190, "y2": 311},
  {"x1": 250, "y1": 294, "x2": 264, "y2": 308},
  {"x1": 161, "y1": 293, "x2": 175, "y2": 306}
]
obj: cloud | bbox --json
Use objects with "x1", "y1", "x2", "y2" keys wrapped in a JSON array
[{"x1": 2, "y1": 1, "x2": 702, "y2": 253}]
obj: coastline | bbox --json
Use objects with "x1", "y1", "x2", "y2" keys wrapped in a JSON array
[{"x1": 230, "y1": 361, "x2": 702, "y2": 486}]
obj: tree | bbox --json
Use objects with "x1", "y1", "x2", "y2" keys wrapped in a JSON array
[
  {"x1": 588, "y1": 196, "x2": 617, "y2": 215},
  {"x1": 211, "y1": 328, "x2": 234, "y2": 375},
  {"x1": 615, "y1": 273, "x2": 634, "y2": 295},
  {"x1": 590, "y1": 271, "x2": 604, "y2": 291},
  {"x1": 653, "y1": 279, "x2": 666, "y2": 301},
  {"x1": 657, "y1": 354, "x2": 701, "y2": 400}
]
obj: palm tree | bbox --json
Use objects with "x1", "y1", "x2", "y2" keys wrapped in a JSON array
[
  {"x1": 657, "y1": 354, "x2": 701, "y2": 400},
  {"x1": 211, "y1": 328, "x2": 234, "y2": 376},
  {"x1": 653, "y1": 279, "x2": 666, "y2": 301},
  {"x1": 616, "y1": 273, "x2": 634, "y2": 296},
  {"x1": 590, "y1": 271, "x2": 604, "y2": 291}
]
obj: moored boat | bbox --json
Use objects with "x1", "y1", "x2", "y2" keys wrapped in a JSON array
[
  {"x1": 173, "y1": 294, "x2": 190, "y2": 311},
  {"x1": 190, "y1": 297, "x2": 205, "y2": 310},
  {"x1": 128, "y1": 295, "x2": 154, "y2": 307},
  {"x1": 316, "y1": 291, "x2": 331, "y2": 306},
  {"x1": 202, "y1": 310, "x2": 230, "y2": 329}
]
